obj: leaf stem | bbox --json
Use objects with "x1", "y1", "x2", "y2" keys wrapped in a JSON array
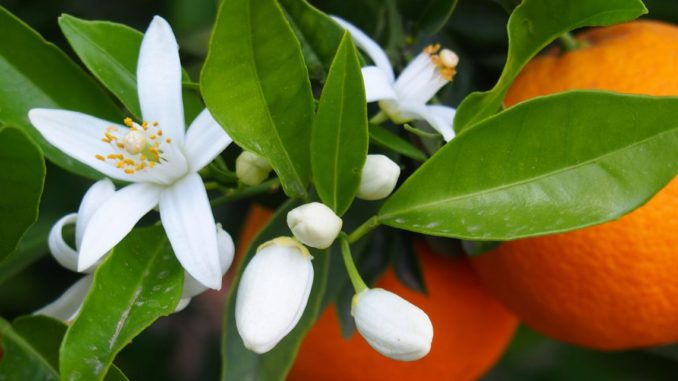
[
  {"x1": 347, "y1": 215, "x2": 381, "y2": 244},
  {"x1": 340, "y1": 233, "x2": 368, "y2": 293},
  {"x1": 210, "y1": 178, "x2": 280, "y2": 206},
  {"x1": 559, "y1": 32, "x2": 587, "y2": 52}
]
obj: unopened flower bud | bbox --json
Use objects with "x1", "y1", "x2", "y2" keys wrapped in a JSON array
[
  {"x1": 236, "y1": 237, "x2": 314, "y2": 353},
  {"x1": 356, "y1": 154, "x2": 400, "y2": 200},
  {"x1": 236, "y1": 151, "x2": 272, "y2": 186},
  {"x1": 287, "y1": 202, "x2": 342, "y2": 249},
  {"x1": 352, "y1": 288, "x2": 433, "y2": 361}
]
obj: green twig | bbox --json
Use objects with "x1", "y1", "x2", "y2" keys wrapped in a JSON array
[
  {"x1": 340, "y1": 233, "x2": 368, "y2": 293},
  {"x1": 210, "y1": 178, "x2": 280, "y2": 206},
  {"x1": 347, "y1": 216, "x2": 381, "y2": 244}
]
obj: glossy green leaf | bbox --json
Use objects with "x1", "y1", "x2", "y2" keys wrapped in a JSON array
[
  {"x1": 380, "y1": 91, "x2": 678, "y2": 240},
  {"x1": 0, "y1": 316, "x2": 59, "y2": 380},
  {"x1": 369, "y1": 124, "x2": 427, "y2": 162},
  {"x1": 60, "y1": 226, "x2": 183, "y2": 381},
  {"x1": 0, "y1": 127, "x2": 45, "y2": 261},
  {"x1": 453, "y1": 0, "x2": 647, "y2": 132},
  {"x1": 279, "y1": 0, "x2": 344, "y2": 74},
  {"x1": 58, "y1": 14, "x2": 203, "y2": 123},
  {"x1": 222, "y1": 200, "x2": 330, "y2": 380},
  {"x1": 0, "y1": 316, "x2": 127, "y2": 381},
  {"x1": 312, "y1": 34, "x2": 368, "y2": 215},
  {"x1": 0, "y1": 6, "x2": 120, "y2": 180},
  {"x1": 399, "y1": 0, "x2": 459, "y2": 35},
  {"x1": 202, "y1": 0, "x2": 315, "y2": 198}
]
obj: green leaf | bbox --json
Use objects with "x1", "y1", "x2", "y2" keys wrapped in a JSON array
[
  {"x1": 453, "y1": 0, "x2": 647, "y2": 132},
  {"x1": 58, "y1": 14, "x2": 203, "y2": 124},
  {"x1": 379, "y1": 91, "x2": 678, "y2": 240},
  {"x1": 369, "y1": 124, "x2": 427, "y2": 162},
  {"x1": 0, "y1": 127, "x2": 45, "y2": 261},
  {"x1": 0, "y1": 316, "x2": 59, "y2": 380},
  {"x1": 279, "y1": 0, "x2": 345, "y2": 75},
  {"x1": 0, "y1": 316, "x2": 127, "y2": 381},
  {"x1": 399, "y1": 0, "x2": 459, "y2": 35},
  {"x1": 60, "y1": 226, "x2": 183, "y2": 381},
  {"x1": 222, "y1": 200, "x2": 330, "y2": 380},
  {"x1": 202, "y1": 0, "x2": 315, "y2": 198},
  {"x1": 312, "y1": 34, "x2": 368, "y2": 215},
  {"x1": 0, "y1": 6, "x2": 121, "y2": 180}
]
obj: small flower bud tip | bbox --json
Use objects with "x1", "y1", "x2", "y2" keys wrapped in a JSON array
[
  {"x1": 356, "y1": 154, "x2": 401, "y2": 200},
  {"x1": 287, "y1": 202, "x2": 343, "y2": 249}
]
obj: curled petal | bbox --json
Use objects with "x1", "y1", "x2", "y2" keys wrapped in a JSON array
[
  {"x1": 48, "y1": 213, "x2": 79, "y2": 272},
  {"x1": 361, "y1": 66, "x2": 397, "y2": 103},
  {"x1": 398, "y1": 102, "x2": 456, "y2": 142},
  {"x1": 137, "y1": 16, "x2": 185, "y2": 145},
  {"x1": 34, "y1": 275, "x2": 94, "y2": 322},
  {"x1": 331, "y1": 16, "x2": 395, "y2": 82},
  {"x1": 75, "y1": 179, "x2": 116, "y2": 250}
]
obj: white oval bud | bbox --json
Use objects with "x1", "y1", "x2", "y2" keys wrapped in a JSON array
[
  {"x1": 236, "y1": 151, "x2": 273, "y2": 186},
  {"x1": 235, "y1": 237, "x2": 314, "y2": 353},
  {"x1": 287, "y1": 202, "x2": 343, "y2": 249},
  {"x1": 352, "y1": 288, "x2": 433, "y2": 361},
  {"x1": 356, "y1": 154, "x2": 401, "y2": 200}
]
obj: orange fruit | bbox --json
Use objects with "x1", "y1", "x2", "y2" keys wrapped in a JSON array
[
  {"x1": 472, "y1": 20, "x2": 678, "y2": 350},
  {"x1": 288, "y1": 242, "x2": 518, "y2": 381}
]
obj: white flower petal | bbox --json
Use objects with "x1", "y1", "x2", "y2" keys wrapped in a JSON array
[
  {"x1": 174, "y1": 298, "x2": 192, "y2": 312},
  {"x1": 75, "y1": 179, "x2": 116, "y2": 250},
  {"x1": 331, "y1": 16, "x2": 395, "y2": 82},
  {"x1": 184, "y1": 109, "x2": 232, "y2": 172},
  {"x1": 235, "y1": 238, "x2": 314, "y2": 353},
  {"x1": 159, "y1": 173, "x2": 222, "y2": 290},
  {"x1": 78, "y1": 182, "x2": 162, "y2": 271},
  {"x1": 399, "y1": 102, "x2": 456, "y2": 142},
  {"x1": 28, "y1": 109, "x2": 140, "y2": 182},
  {"x1": 137, "y1": 16, "x2": 185, "y2": 145},
  {"x1": 181, "y1": 224, "x2": 235, "y2": 299},
  {"x1": 48, "y1": 213, "x2": 79, "y2": 272},
  {"x1": 361, "y1": 66, "x2": 397, "y2": 103},
  {"x1": 34, "y1": 275, "x2": 93, "y2": 322},
  {"x1": 352, "y1": 288, "x2": 433, "y2": 361}
]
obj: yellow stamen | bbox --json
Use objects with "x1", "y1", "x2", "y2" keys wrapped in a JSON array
[
  {"x1": 166, "y1": 138, "x2": 172, "y2": 143},
  {"x1": 123, "y1": 117, "x2": 134, "y2": 127},
  {"x1": 149, "y1": 162, "x2": 156, "y2": 168},
  {"x1": 116, "y1": 161, "x2": 125, "y2": 168},
  {"x1": 95, "y1": 154, "x2": 106, "y2": 161},
  {"x1": 152, "y1": 121, "x2": 159, "y2": 127},
  {"x1": 124, "y1": 168, "x2": 135, "y2": 174}
]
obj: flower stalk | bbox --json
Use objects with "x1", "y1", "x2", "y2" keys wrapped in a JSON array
[{"x1": 339, "y1": 233, "x2": 367, "y2": 293}]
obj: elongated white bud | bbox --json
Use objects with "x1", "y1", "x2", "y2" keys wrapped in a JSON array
[
  {"x1": 287, "y1": 202, "x2": 343, "y2": 249},
  {"x1": 235, "y1": 237, "x2": 314, "y2": 353},
  {"x1": 356, "y1": 154, "x2": 400, "y2": 200},
  {"x1": 352, "y1": 288, "x2": 433, "y2": 361},
  {"x1": 236, "y1": 151, "x2": 272, "y2": 186}
]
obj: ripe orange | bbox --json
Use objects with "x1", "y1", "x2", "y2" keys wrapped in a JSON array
[
  {"x1": 472, "y1": 20, "x2": 678, "y2": 350},
  {"x1": 288, "y1": 242, "x2": 518, "y2": 381}
]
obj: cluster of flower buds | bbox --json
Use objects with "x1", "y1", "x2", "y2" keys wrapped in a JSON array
[{"x1": 235, "y1": 175, "x2": 432, "y2": 361}]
